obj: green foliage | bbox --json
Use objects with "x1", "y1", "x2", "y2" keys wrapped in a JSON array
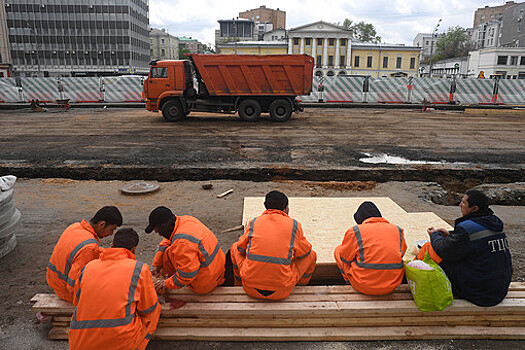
[
  {"x1": 435, "y1": 26, "x2": 472, "y2": 60},
  {"x1": 179, "y1": 46, "x2": 190, "y2": 59},
  {"x1": 337, "y1": 18, "x2": 381, "y2": 43}
]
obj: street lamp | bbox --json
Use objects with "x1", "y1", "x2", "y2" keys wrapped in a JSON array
[{"x1": 428, "y1": 18, "x2": 441, "y2": 78}]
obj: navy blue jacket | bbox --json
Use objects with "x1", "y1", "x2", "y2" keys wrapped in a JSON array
[{"x1": 430, "y1": 208, "x2": 512, "y2": 307}]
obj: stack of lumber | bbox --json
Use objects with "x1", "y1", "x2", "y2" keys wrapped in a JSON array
[{"x1": 32, "y1": 282, "x2": 525, "y2": 341}]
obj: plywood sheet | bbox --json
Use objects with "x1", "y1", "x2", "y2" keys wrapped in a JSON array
[{"x1": 243, "y1": 197, "x2": 453, "y2": 264}]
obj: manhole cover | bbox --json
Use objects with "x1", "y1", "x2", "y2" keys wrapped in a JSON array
[{"x1": 120, "y1": 182, "x2": 160, "y2": 195}]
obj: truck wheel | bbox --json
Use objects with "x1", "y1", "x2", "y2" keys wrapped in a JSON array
[
  {"x1": 269, "y1": 99, "x2": 292, "y2": 122},
  {"x1": 162, "y1": 100, "x2": 186, "y2": 122},
  {"x1": 238, "y1": 99, "x2": 261, "y2": 122}
]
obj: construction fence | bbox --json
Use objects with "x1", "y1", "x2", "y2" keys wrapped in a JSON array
[{"x1": 1, "y1": 75, "x2": 524, "y2": 106}]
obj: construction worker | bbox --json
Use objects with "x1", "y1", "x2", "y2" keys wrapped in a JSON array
[
  {"x1": 69, "y1": 228, "x2": 161, "y2": 350},
  {"x1": 417, "y1": 190, "x2": 512, "y2": 306},
  {"x1": 145, "y1": 206, "x2": 225, "y2": 294},
  {"x1": 334, "y1": 201, "x2": 407, "y2": 295},
  {"x1": 230, "y1": 191, "x2": 317, "y2": 300},
  {"x1": 46, "y1": 206, "x2": 122, "y2": 303}
]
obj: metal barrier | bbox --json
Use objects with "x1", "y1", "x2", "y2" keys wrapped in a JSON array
[
  {"x1": 495, "y1": 79, "x2": 525, "y2": 105},
  {"x1": 410, "y1": 78, "x2": 452, "y2": 104},
  {"x1": 0, "y1": 78, "x2": 20, "y2": 103},
  {"x1": 367, "y1": 78, "x2": 408, "y2": 103},
  {"x1": 323, "y1": 75, "x2": 364, "y2": 103},
  {"x1": 20, "y1": 77, "x2": 60, "y2": 102},
  {"x1": 62, "y1": 77, "x2": 101, "y2": 103},
  {"x1": 454, "y1": 79, "x2": 495, "y2": 105},
  {"x1": 297, "y1": 76, "x2": 320, "y2": 102},
  {"x1": 102, "y1": 76, "x2": 144, "y2": 102}
]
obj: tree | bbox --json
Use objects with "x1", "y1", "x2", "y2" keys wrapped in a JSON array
[
  {"x1": 434, "y1": 26, "x2": 472, "y2": 60},
  {"x1": 179, "y1": 45, "x2": 190, "y2": 59},
  {"x1": 336, "y1": 18, "x2": 381, "y2": 43}
]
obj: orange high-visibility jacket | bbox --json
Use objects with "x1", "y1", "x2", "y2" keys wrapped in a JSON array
[
  {"x1": 46, "y1": 220, "x2": 101, "y2": 303},
  {"x1": 335, "y1": 217, "x2": 407, "y2": 295},
  {"x1": 69, "y1": 248, "x2": 161, "y2": 350},
  {"x1": 160, "y1": 215, "x2": 225, "y2": 291},
  {"x1": 152, "y1": 238, "x2": 171, "y2": 269},
  {"x1": 236, "y1": 209, "x2": 314, "y2": 291}
]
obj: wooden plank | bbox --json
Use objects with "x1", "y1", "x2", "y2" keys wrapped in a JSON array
[
  {"x1": 52, "y1": 314, "x2": 525, "y2": 328},
  {"x1": 48, "y1": 325, "x2": 525, "y2": 341}
]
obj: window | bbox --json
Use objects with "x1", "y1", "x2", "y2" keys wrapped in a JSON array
[
  {"x1": 305, "y1": 38, "x2": 311, "y2": 45},
  {"x1": 293, "y1": 38, "x2": 299, "y2": 45},
  {"x1": 510, "y1": 56, "x2": 518, "y2": 65},
  {"x1": 383, "y1": 56, "x2": 388, "y2": 68},
  {"x1": 367, "y1": 56, "x2": 372, "y2": 68},
  {"x1": 316, "y1": 55, "x2": 322, "y2": 67},
  {"x1": 329, "y1": 38, "x2": 335, "y2": 46},
  {"x1": 426, "y1": 41, "x2": 429, "y2": 45},
  {"x1": 340, "y1": 39, "x2": 346, "y2": 46},
  {"x1": 161, "y1": 38, "x2": 165, "y2": 44},
  {"x1": 410, "y1": 57, "x2": 416, "y2": 69},
  {"x1": 161, "y1": 49, "x2": 165, "y2": 55},
  {"x1": 328, "y1": 55, "x2": 333, "y2": 66},
  {"x1": 150, "y1": 67, "x2": 168, "y2": 78},
  {"x1": 396, "y1": 57, "x2": 402, "y2": 69},
  {"x1": 520, "y1": 57, "x2": 525, "y2": 65},
  {"x1": 340, "y1": 55, "x2": 345, "y2": 66},
  {"x1": 497, "y1": 55, "x2": 508, "y2": 65},
  {"x1": 354, "y1": 56, "x2": 360, "y2": 67}
]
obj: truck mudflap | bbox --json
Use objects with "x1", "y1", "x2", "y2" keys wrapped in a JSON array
[{"x1": 293, "y1": 99, "x2": 304, "y2": 112}]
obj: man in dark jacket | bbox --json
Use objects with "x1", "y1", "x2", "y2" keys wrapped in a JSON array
[{"x1": 418, "y1": 190, "x2": 512, "y2": 306}]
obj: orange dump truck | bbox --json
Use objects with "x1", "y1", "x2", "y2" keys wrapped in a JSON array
[{"x1": 144, "y1": 54, "x2": 314, "y2": 122}]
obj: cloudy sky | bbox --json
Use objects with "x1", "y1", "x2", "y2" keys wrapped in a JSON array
[{"x1": 149, "y1": 0, "x2": 510, "y2": 46}]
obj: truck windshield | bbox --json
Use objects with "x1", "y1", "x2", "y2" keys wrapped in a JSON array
[{"x1": 150, "y1": 67, "x2": 168, "y2": 78}]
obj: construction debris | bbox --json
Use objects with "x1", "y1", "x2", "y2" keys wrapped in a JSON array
[
  {"x1": 217, "y1": 189, "x2": 233, "y2": 198},
  {"x1": 220, "y1": 225, "x2": 244, "y2": 234}
]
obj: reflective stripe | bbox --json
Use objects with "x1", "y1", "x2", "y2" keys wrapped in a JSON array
[
  {"x1": 201, "y1": 244, "x2": 220, "y2": 268},
  {"x1": 234, "y1": 275, "x2": 242, "y2": 282},
  {"x1": 70, "y1": 260, "x2": 143, "y2": 330},
  {"x1": 246, "y1": 218, "x2": 257, "y2": 253},
  {"x1": 340, "y1": 256, "x2": 352, "y2": 265},
  {"x1": 232, "y1": 263, "x2": 238, "y2": 270},
  {"x1": 172, "y1": 233, "x2": 200, "y2": 244},
  {"x1": 397, "y1": 226, "x2": 403, "y2": 255},
  {"x1": 48, "y1": 238, "x2": 99, "y2": 287},
  {"x1": 246, "y1": 252, "x2": 291, "y2": 265},
  {"x1": 296, "y1": 249, "x2": 311, "y2": 259},
  {"x1": 177, "y1": 269, "x2": 199, "y2": 279},
  {"x1": 157, "y1": 246, "x2": 167, "y2": 252},
  {"x1": 237, "y1": 246, "x2": 246, "y2": 254},
  {"x1": 287, "y1": 219, "x2": 298, "y2": 259},
  {"x1": 75, "y1": 266, "x2": 86, "y2": 301},
  {"x1": 138, "y1": 301, "x2": 159, "y2": 316},
  {"x1": 469, "y1": 229, "x2": 502, "y2": 241},
  {"x1": 301, "y1": 272, "x2": 312, "y2": 279},
  {"x1": 351, "y1": 225, "x2": 403, "y2": 271},
  {"x1": 171, "y1": 274, "x2": 186, "y2": 288},
  {"x1": 145, "y1": 333, "x2": 152, "y2": 340},
  {"x1": 354, "y1": 261, "x2": 404, "y2": 270}
]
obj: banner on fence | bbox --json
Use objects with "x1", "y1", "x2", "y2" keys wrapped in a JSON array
[{"x1": 323, "y1": 75, "x2": 364, "y2": 103}]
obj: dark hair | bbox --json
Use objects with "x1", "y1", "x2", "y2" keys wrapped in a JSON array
[
  {"x1": 465, "y1": 190, "x2": 489, "y2": 210},
  {"x1": 264, "y1": 191, "x2": 288, "y2": 211},
  {"x1": 112, "y1": 228, "x2": 139, "y2": 251},
  {"x1": 91, "y1": 206, "x2": 123, "y2": 226},
  {"x1": 354, "y1": 201, "x2": 382, "y2": 224}
]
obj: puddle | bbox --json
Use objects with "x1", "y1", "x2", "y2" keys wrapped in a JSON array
[{"x1": 359, "y1": 153, "x2": 467, "y2": 165}]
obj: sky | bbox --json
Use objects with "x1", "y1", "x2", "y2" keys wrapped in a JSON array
[{"x1": 149, "y1": 0, "x2": 512, "y2": 46}]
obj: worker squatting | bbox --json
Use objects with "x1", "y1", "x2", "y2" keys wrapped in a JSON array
[{"x1": 46, "y1": 190, "x2": 513, "y2": 349}]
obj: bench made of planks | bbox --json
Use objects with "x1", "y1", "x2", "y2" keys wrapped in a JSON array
[{"x1": 32, "y1": 282, "x2": 525, "y2": 341}]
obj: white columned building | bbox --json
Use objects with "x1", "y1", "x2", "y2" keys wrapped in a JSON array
[{"x1": 287, "y1": 21, "x2": 353, "y2": 76}]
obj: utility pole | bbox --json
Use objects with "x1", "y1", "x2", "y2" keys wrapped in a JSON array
[
  {"x1": 26, "y1": 21, "x2": 41, "y2": 76},
  {"x1": 233, "y1": 18, "x2": 238, "y2": 55},
  {"x1": 428, "y1": 18, "x2": 441, "y2": 78}
]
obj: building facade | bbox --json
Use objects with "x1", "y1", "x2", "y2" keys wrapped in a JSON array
[
  {"x1": 351, "y1": 44, "x2": 420, "y2": 78},
  {"x1": 178, "y1": 36, "x2": 204, "y2": 55},
  {"x1": 473, "y1": 1, "x2": 515, "y2": 28},
  {"x1": 238, "y1": 5, "x2": 285, "y2": 31},
  {"x1": 288, "y1": 21, "x2": 353, "y2": 76},
  {"x1": 215, "y1": 18, "x2": 257, "y2": 47},
  {"x1": 150, "y1": 28, "x2": 179, "y2": 60},
  {"x1": 413, "y1": 33, "x2": 438, "y2": 63},
  {"x1": 0, "y1": 0, "x2": 10, "y2": 63},
  {"x1": 427, "y1": 56, "x2": 469, "y2": 78},
  {"x1": 216, "y1": 41, "x2": 287, "y2": 55},
  {"x1": 500, "y1": 2, "x2": 525, "y2": 47},
  {"x1": 2, "y1": 0, "x2": 149, "y2": 77},
  {"x1": 263, "y1": 28, "x2": 286, "y2": 42},
  {"x1": 467, "y1": 47, "x2": 525, "y2": 79}
]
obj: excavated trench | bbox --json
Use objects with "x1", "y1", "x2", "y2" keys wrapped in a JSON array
[{"x1": 2, "y1": 164, "x2": 524, "y2": 206}]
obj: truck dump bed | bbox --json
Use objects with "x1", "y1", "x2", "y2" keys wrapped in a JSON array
[{"x1": 191, "y1": 54, "x2": 314, "y2": 96}]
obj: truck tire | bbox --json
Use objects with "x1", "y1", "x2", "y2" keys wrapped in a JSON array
[
  {"x1": 162, "y1": 100, "x2": 186, "y2": 122},
  {"x1": 269, "y1": 99, "x2": 292, "y2": 122},
  {"x1": 238, "y1": 99, "x2": 261, "y2": 122}
]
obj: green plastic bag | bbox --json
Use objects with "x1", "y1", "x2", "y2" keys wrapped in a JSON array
[{"x1": 404, "y1": 252, "x2": 453, "y2": 312}]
